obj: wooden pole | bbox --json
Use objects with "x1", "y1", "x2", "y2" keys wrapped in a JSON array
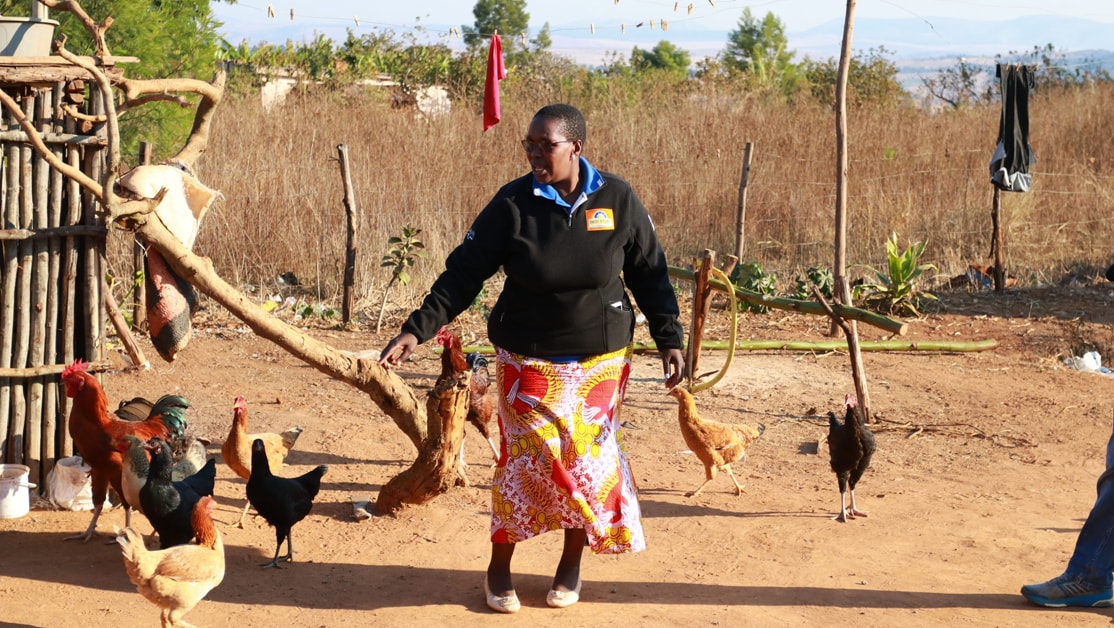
[
  {"x1": 0, "y1": 97, "x2": 21, "y2": 462},
  {"x1": 686, "y1": 249, "x2": 716, "y2": 386},
  {"x1": 27, "y1": 87, "x2": 52, "y2": 483},
  {"x1": 733, "y1": 141, "x2": 753, "y2": 260},
  {"x1": 336, "y1": 144, "x2": 358, "y2": 324},
  {"x1": 43, "y1": 81, "x2": 65, "y2": 478},
  {"x1": 831, "y1": 0, "x2": 872, "y2": 418},
  {"x1": 60, "y1": 133, "x2": 81, "y2": 457},
  {"x1": 833, "y1": 0, "x2": 855, "y2": 309},
  {"x1": 991, "y1": 186, "x2": 1005, "y2": 291},
  {"x1": 132, "y1": 141, "x2": 151, "y2": 330},
  {"x1": 104, "y1": 277, "x2": 149, "y2": 369},
  {"x1": 814, "y1": 289, "x2": 872, "y2": 423}
]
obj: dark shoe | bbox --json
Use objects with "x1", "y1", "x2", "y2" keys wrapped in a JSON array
[
  {"x1": 484, "y1": 577, "x2": 520, "y2": 613},
  {"x1": 1021, "y1": 573, "x2": 1113, "y2": 608}
]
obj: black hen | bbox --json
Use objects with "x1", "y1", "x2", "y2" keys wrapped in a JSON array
[
  {"x1": 139, "y1": 437, "x2": 217, "y2": 548},
  {"x1": 464, "y1": 352, "x2": 500, "y2": 465},
  {"x1": 827, "y1": 394, "x2": 876, "y2": 522},
  {"x1": 246, "y1": 438, "x2": 328, "y2": 568}
]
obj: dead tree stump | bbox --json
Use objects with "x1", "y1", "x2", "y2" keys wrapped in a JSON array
[{"x1": 375, "y1": 370, "x2": 471, "y2": 514}]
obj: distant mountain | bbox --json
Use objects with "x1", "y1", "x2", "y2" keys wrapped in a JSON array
[{"x1": 792, "y1": 15, "x2": 1114, "y2": 59}]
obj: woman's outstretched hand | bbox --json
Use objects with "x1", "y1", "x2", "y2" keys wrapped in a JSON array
[{"x1": 378, "y1": 332, "x2": 419, "y2": 368}]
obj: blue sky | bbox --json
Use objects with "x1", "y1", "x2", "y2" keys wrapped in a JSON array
[{"x1": 212, "y1": 0, "x2": 1114, "y2": 63}]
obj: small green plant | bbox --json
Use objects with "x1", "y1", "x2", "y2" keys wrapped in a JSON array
[
  {"x1": 730, "y1": 261, "x2": 777, "y2": 314},
  {"x1": 853, "y1": 233, "x2": 937, "y2": 317},
  {"x1": 294, "y1": 301, "x2": 339, "y2": 322},
  {"x1": 793, "y1": 264, "x2": 834, "y2": 300},
  {"x1": 377, "y1": 225, "x2": 426, "y2": 332}
]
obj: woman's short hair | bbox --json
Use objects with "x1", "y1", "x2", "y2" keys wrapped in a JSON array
[{"x1": 534, "y1": 103, "x2": 586, "y2": 144}]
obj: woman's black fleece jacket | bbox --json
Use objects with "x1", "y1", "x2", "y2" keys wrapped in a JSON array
[{"x1": 401, "y1": 170, "x2": 684, "y2": 358}]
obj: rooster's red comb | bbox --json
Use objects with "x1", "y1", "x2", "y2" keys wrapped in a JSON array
[{"x1": 61, "y1": 359, "x2": 90, "y2": 379}]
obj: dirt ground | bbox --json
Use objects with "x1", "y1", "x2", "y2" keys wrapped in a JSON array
[{"x1": 5, "y1": 282, "x2": 1114, "y2": 627}]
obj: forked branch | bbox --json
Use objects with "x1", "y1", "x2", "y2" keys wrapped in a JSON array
[{"x1": 37, "y1": 0, "x2": 114, "y2": 57}]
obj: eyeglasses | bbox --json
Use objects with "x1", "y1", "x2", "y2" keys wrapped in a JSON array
[{"x1": 521, "y1": 139, "x2": 574, "y2": 154}]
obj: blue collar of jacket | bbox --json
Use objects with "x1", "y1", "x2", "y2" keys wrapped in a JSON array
[{"x1": 531, "y1": 157, "x2": 606, "y2": 214}]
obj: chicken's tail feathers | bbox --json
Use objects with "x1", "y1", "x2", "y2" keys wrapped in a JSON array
[
  {"x1": 298, "y1": 464, "x2": 329, "y2": 498},
  {"x1": 115, "y1": 526, "x2": 145, "y2": 557},
  {"x1": 281, "y1": 426, "x2": 304, "y2": 450},
  {"x1": 151, "y1": 394, "x2": 190, "y2": 439},
  {"x1": 193, "y1": 457, "x2": 218, "y2": 496},
  {"x1": 465, "y1": 352, "x2": 489, "y2": 372}
]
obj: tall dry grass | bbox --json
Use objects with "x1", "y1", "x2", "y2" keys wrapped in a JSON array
[{"x1": 107, "y1": 79, "x2": 1114, "y2": 320}]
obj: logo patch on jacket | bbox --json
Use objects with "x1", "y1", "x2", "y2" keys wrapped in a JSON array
[{"x1": 586, "y1": 208, "x2": 615, "y2": 231}]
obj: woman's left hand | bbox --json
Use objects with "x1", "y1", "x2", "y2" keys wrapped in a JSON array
[{"x1": 661, "y1": 348, "x2": 685, "y2": 389}]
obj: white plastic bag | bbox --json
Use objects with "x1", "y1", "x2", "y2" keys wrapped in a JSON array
[
  {"x1": 47, "y1": 456, "x2": 95, "y2": 511},
  {"x1": 1065, "y1": 351, "x2": 1113, "y2": 375}
]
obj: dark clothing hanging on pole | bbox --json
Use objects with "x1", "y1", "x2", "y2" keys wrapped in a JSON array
[{"x1": 989, "y1": 64, "x2": 1036, "y2": 192}]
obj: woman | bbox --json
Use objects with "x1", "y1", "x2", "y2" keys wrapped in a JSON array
[{"x1": 378, "y1": 103, "x2": 685, "y2": 613}]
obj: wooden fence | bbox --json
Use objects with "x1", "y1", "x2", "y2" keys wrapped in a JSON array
[{"x1": 0, "y1": 57, "x2": 117, "y2": 487}]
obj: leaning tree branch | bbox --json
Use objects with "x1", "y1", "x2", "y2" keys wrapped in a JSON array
[
  {"x1": 116, "y1": 93, "x2": 192, "y2": 114},
  {"x1": 117, "y1": 73, "x2": 227, "y2": 168},
  {"x1": 0, "y1": 88, "x2": 102, "y2": 195},
  {"x1": 52, "y1": 34, "x2": 121, "y2": 217},
  {"x1": 116, "y1": 205, "x2": 427, "y2": 451},
  {"x1": 60, "y1": 104, "x2": 106, "y2": 123}
]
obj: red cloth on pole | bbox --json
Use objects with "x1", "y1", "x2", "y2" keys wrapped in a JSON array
[{"x1": 483, "y1": 34, "x2": 506, "y2": 132}]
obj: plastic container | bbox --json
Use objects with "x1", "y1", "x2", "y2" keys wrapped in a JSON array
[
  {"x1": 0, "y1": 17, "x2": 58, "y2": 57},
  {"x1": 0, "y1": 464, "x2": 36, "y2": 519}
]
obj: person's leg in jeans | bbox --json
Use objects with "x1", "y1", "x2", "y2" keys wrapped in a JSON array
[{"x1": 1021, "y1": 416, "x2": 1114, "y2": 607}]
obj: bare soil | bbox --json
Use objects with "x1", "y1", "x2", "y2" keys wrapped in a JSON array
[{"x1": 5, "y1": 284, "x2": 1114, "y2": 627}]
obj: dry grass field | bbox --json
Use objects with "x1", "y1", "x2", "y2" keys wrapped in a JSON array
[{"x1": 125, "y1": 80, "x2": 1114, "y2": 325}]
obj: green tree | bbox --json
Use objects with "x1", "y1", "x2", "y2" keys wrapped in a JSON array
[
  {"x1": 2, "y1": 0, "x2": 229, "y2": 160},
  {"x1": 462, "y1": 0, "x2": 530, "y2": 55},
  {"x1": 630, "y1": 40, "x2": 691, "y2": 79},
  {"x1": 723, "y1": 8, "x2": 800, "y2": 93},
  {"x1": 802, "y1": 46, "x2": 908, "y2": 108}
]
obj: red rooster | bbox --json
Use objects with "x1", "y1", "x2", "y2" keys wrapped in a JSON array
[
  {"x1": 435, "y1": 328, "x2": 499, "y2": 465},
  {"x1": 61, "y1": 359, "x2": 190, "y2": 542}
]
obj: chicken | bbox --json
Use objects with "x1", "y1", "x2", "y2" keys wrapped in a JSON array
[
  {"x1": 435, "y1": 327, "x2": 499, "y2": 465},
  {"x1": 246, "y1": 438, "x2": 328, "y2": 568},
  {"x1": 140, "y1": 437, "x2": 217, "y2": 549},
  {"x1": 171, "y1": 436, "x2": 210, "y2": 482},
  {"x1": 118, "y1": 434, "x2": 153, "y2": 517},
  {"x1": 668, "y1": 387, "x2": 765, "y2": 498},
  {"x1": 221, "y1": 395, "x2": 304, "y2": 527},
  {"x1": 61, "y1": 359, "x2": 190, "y2": 542},
  {"x1": 118, "y1": 434, "x2": 210, "y2": 519},
  {"x1": 827, "y1": 394, "x2": 876, "y2": 522},
  {"x1": 116, "y1": 495, "x2": 225, "y2": 628},
  {"x1": 464, "y1": 352, "x2": 500, "y2": 465}
]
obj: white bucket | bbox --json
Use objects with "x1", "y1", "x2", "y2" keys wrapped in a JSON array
[{"x1": 0, "y1": 464, "x2": 36, "y2": 519}]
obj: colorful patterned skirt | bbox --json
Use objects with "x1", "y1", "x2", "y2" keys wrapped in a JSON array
[{"x1": 490, "y1": 345, "x2": 645, "y2": 555}]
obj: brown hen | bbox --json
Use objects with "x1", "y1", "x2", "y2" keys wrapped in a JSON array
[
  {"x1": 668, "y1": 387, "x2": 764, "y2": 497},
  {"x1": 221, "y1": 395, "x2": 303, "y2": 527}
]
